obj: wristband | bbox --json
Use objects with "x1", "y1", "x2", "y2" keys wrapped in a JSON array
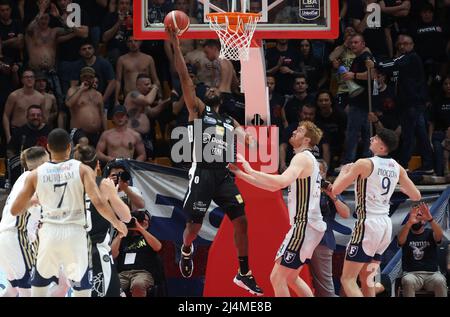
[{"x1": 428, "y1": 218, "x2": 434, "y2": 223}]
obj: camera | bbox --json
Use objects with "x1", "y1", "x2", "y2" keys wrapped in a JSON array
[
  {"x1": 113, "y1": 170, "x2": 131, "y2": 185},
  {"x1": 126, "y1": 217, "x2": 136, "y2": 228},
  {"x1": 321, "y1": 179, "x2": 331, "y2": 189}
]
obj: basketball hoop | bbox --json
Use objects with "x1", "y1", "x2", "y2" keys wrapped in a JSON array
[{"x1": 207, "y1": 12, "x2": 261, "y2": 61}]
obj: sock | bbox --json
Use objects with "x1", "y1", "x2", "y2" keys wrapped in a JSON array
[{"x1": 238, "y1": 256, "x2": 249, "y2": 275}]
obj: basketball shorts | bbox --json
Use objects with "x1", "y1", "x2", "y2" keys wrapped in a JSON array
[
  {"x1": 183, "y1": 167, "x2": 245, "y2": 224},
  {"x1": 0, "y1": 230, "x2": 35, "y2": 288},
  {"x1": 90, "y1": 233, "x2": 121, "y2": 297},
  {"x1": 345, "y1": 215, "x2": 392, "y2": 263},
  {"x1": 275, "y1": 221, "x2": 325, "y2": 270},
  {"x1": 31, "y1": 223, "x2": 92, "y2": 290}
]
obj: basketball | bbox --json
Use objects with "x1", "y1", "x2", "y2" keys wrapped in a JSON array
[{"x1": 164, "y1": 10, "x2": 190, "y2": 36}]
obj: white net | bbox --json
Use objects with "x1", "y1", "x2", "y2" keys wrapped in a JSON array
[{"x1": 207, "y1": 13, "x2": 260, "y2": 61}]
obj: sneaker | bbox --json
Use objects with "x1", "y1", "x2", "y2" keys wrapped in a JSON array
[
  {"x1": 179, "y1": 244, "x2": 194, "y2": 278},
  {"x1": 233, "y1": 270, "x2": 263, "y2": 296}
]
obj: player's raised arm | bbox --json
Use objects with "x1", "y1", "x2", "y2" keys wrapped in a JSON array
[
  {"x1": 167, "y1": 28, "x2": 204, "y2": 116},
  {"x1": 398, "y1": 166, "x2": 421, "y2": 201},
  {"x1": 236, "y1": 153, "x2": 305, "y2": 191},
  {"x1": 332, "y1": 159, "x2": 368, "y2": 196},
  {"x1": 81, "y1": 164, "x2": 127, "y2": 237}
]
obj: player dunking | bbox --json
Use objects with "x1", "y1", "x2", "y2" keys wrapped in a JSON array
[
  {"x1": 229, "y1": 121, "x2": 327, "y2": 297},
  {"x1": 11, "y1": 129, "x2": 128, "y2": 297},
  {"x1": 0, "y1": 147, "x2": 49, "y2": 297},
  {"x1": 167, "y1": 29, "x2": 263, "y2": 295},
  {"x1": 332, "y1": 128, "x2": 421, "y2": 297}
]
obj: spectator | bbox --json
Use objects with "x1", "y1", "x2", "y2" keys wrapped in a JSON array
[
  {"x1": 96, "y1": 105, "x2": 146, "y2": 163},
  {"x1": 66, "y1": 66, "x2": 106, "y2": 147},
  {"x1": 368, "y1": 69, "x2": 401, "y2": 138},
  {"x1": 310, "y1": 160, "x2": 350, "y2": 297},
  {"x1": 70, "y1": 39, "x2": 116, "y2": 114},
  {"x1": 25, "y1": 0, "x2": 85, "y2": 108},
  {"x1": 34, "y1": 71, "x2": 57, "y2": 129},
  {"x1": 6, "y1": 105, "x2": 50, "y2": 185},
  {"x1": 0, "y1": 0, "x2": 24, "y2": 65},
  {"x1": 200, "y1": 39, "x2": 238, "y2": 118},
  {"x1": 409, "y1": 3, "x2": 448, "y2": 83},
  {"x1": 348, "y1": 0, "x2": 392, "y2": 59},
  {"x1": 267, "y1": 74, "x2": 284, "y2": 132},
  {"x1": 398, "y1": 202, "x2": 447, "y2": 297},
  {"x1": 297, "y1": 39, "x2": 327, "y2": 93},
  {"x1": 378, "y1": 34, "x2": 434, "y2": 174},
  {"x1": 124, "y1": 73, "x2": 170, "y2": 160},
  {"x1": 315, "y1": 90, "x2": 347, "y2": 173},
  {"x1": 101, "y1": 0, "x2": 133, "y2": 66},
  {"x1": 75, "y1": 0, "x2": 109, "y2": 48},
  {"x1": 111, "y1": 210, "x2": 163, "y2": 297},
  {"x1": 329, "y1": 26, "x2": 357, "y2": 109},
  {"x1": 51, "y1": 0, "x2": 89, "y2": 96},
  {"x1": 3, "y1": 69, "x2": 45, "y2": 144},
  {"x1": 184, "y1": 40, "x2": 219, "y2": 89},
  {"x1": 337, "y1": 34, "x2": 373, "y2": 171},
  {"x1": 282, "y1": 74, "x2": 315, "y2": 127},
  {"x1": 115, "y1": 36, "x2": 161, "y2": 105},
  {"x1": 266, "y1": 39, "x2": 301, "y2": 96},
  {"x1": 429, "y1": 75, "x2": 450, "y2": 176}
]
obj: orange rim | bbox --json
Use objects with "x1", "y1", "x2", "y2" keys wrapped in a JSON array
[{"x1": 207, "y1": 12, "x2": 261, "y2": 27}]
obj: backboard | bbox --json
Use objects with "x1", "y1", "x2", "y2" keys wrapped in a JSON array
[{"x1": 134, "y1": 0, "x2": 339, "y2": 40}]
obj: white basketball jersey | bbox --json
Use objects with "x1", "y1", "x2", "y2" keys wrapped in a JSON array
[
  {"x1": 36, "y1": 159, "x2": 87, "y2": 226},
  {"x1": 355, "y1": 156, "x2": 400, "y2": 217},
  {"x1": 287, "y1": 150, "x2": 326, "y2": 231},
  {"x1": 0, "y1": 171, "x2": 41, "y2": 233}
]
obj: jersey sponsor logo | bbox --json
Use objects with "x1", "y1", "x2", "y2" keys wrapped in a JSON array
[
  {"x1": 235, "y1": 194, "x2": 244, "y2": 204},
  {"x1": 299, "y1": 0, "x2": 320, "y2": 21},
  {"x1": 193, "y1": 201, "x2": 207, "y2": 212},
  {"x1": 216, "y1": 126, "x2": 225, "y2": 136},
  {"x1": 203, "y1": 116, "x2": 217, "y2": 125},
  {"x1": 223, "y1": 123, "x2": 234, "y2": 131},
  {"x1": 102, "y1": 255, "x2": 111, "y2": 262},
  {"x1": 347, "y1": 244, "x2": 359, "y2": 258},
  {"x1": 284, "y1": 250, "x2": 296, "y2": 264},
  {"x1": 203, "y1": 133, "x2": 212, "y2": 144}
]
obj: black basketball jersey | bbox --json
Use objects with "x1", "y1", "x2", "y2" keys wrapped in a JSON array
[
  {"x1": 188, "y1": 106, "x2": 235, "y2": 168},
  {"x1": 86, "y1": 177, "x2": 112, "y2": 242}
]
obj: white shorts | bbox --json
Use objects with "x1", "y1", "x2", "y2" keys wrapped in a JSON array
[
  {"x1": 346, "y1": 215, "x2": 392, "y2": 262},
  {"x1": 275, "y1": 221, "x2": 325, "y2": 269},
  {"x1": 0, "y1": 230, "x2": 35, "y2": 288},
  {"x1": 33, "y1": 223, "x2": 90, "y2": 288}
]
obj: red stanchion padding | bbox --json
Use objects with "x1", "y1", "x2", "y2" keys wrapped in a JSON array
[{"x1": 203, "y1": 126, "x2": 314, "y2": 296}]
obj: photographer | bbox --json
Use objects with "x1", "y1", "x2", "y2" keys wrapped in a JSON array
[
  {"x1": 73, "y1": 145, "x2": 132, "y2": 297},
  {"x1": 106, "y1": 160, "x2": 145, "y2": 211},
  {"x1": 310, "y1": 160, "x2": 351, "y2": 297},
  {"x1": 111, "y1": 210, "x2": 163, "y2": 297}
]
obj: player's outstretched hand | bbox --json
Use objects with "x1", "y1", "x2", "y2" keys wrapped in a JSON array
[
  {"x1": 166, "y1": 27, "x2": 179, "y2": 46},
  {"x1": 227, "y1": 163, "x2": 244, "y2": 178},
  {"x1": 236, "y1": 153, "x2": 252, "y2": 173}
]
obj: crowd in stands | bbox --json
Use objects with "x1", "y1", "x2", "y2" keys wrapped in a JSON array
[{"x1": 0, "y1": 0, "x2": 449, "y2": 185}]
